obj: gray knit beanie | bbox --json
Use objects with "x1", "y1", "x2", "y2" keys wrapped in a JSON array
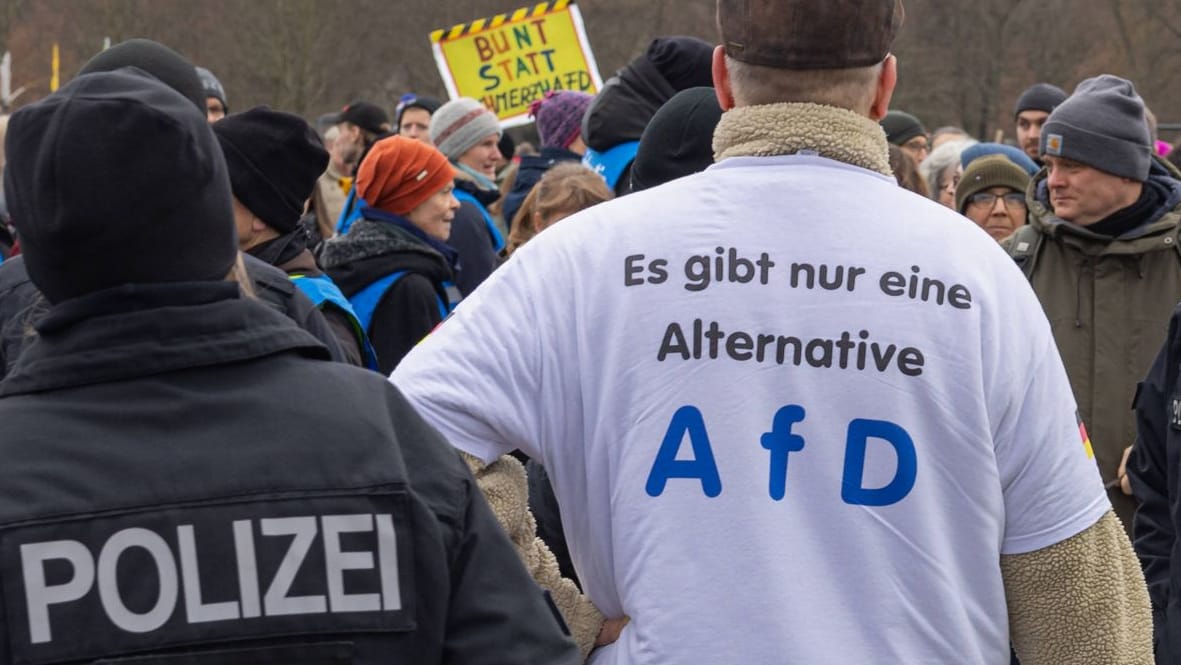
[
  {"x1": 1040, "y1": 75, "x2": 1151, "y2": 181},
  {"x1": 430, "y1": 98, "x2": 502, "y2": 161}
]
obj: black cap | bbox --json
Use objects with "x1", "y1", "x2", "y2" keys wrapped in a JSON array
[
  {"x1": 630, "y1": 87, "x2": 723, "y2": 192},
  {"x1": 327, "y1": 100, "x2": 390, "y2": 135},
  {"x1": 1014, "y1": 83, "x2": 1068, "y2": 117},
  {"x1": 718, "y1": 0, "x2": 904, "y2": 70},
  {"x1": 214, "y1": 107, "x2": 329, "y2": 234},
  {"x1": 881, "y1": 110, "x2": 926, "y2": 146},
  {"x1": 196, "y1": 66, "x2": 227, "y2": 111},
  {"x1": 5, "y1": 69, "x2": 237, "y2": 304},
  {"x1": 78, "y1": 38, "x2": 205, "y2": 111},
  {"x1": 395, "y1": 95, "x2": 442, "y2": 128}
]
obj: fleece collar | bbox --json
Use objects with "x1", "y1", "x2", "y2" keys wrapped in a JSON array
[{"x1": 712, "y1": 103, "x2": 893, "y2": 177}]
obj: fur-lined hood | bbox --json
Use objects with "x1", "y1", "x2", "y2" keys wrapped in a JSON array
[
  {"x1": 320, "y1": 219, "x2": 439, "y2": 268},
  {"x1": 712, "y1": 102, "x2": 893, "y2": 177},
  {"x1": 319, "y1": 219, "x2": 451, "y2": 297}
]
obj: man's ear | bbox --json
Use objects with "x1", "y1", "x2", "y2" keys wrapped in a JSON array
[
  {"x1": 712, "y1": 46, "x2": 736, "y2": 111},
  {"x1": 869, "y1": 54, "x2": 898, "y2": 121}
]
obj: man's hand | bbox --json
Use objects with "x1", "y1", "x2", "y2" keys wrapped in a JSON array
[
  {"x1": 596, "y1": 616, "x2": 629, "y2": 646},
  {"x1": 1118, "y1": 445, "x2": 1133, "y2": 496}
]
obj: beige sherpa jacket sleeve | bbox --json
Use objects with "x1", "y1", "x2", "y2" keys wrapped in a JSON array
[
  {"x1": 461, "y1": 452, "x2": 605, "y2": 659},
  {"x1": 1003, "y1": 510, "x2": 1152, "y2": 664}
]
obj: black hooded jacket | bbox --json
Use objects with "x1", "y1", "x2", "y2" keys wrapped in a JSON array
[
  {"x1": 581, "y1": 36, "x2": 714, "y2": 152},
  {"x1": 582, "y1": 54, "x2": 676, "y2": 153},
  {"x1": 0, "y1": 281, "x2": 580, "y2": 664},
  {"x1": 450, "y1": 176, "x2": 502, "y2": 296},
  {"x1": 248, "y1": 229, "x2": 365, "y2": 368},
  {"x1": 321, "y1": 218, "x2": 453, "y2": 374}
]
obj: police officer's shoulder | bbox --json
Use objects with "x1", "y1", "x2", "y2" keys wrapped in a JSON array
[
  {"x1": 380, "y1": 378, "x2": 479, "y2": 518},
  {"x1": 0, "y1": 254, "x2": 30, "y2": 293},
  {"x1": 291, "y1": 358, "x2": 477, "y2": 520}
]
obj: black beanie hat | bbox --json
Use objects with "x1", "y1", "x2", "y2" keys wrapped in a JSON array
[
  {"x1": 196, "y1": 66, "x2": 228, "y2": 111},
  {"x1": 498, "y1": 132, "x2": 516, "y2": 161},
  {"x1": 78, "y1": 38, "x2": 206, "y2": 111},
  {"x1": 5, "y1": 69, "x2": 237, "y2": 304},
  {"x1": 881, "y1": 110, "x2": 926, "y2": 146},
  {"x1": 1014, "y1": 83, "x2": 1067, "y2": 117},
  {"x1": 395, "y1": 95, "x2": 441, "y2": 129},
  {"x1": 630, "y1": 87, "x2": 722, "y2": 192},
  {"x1": 646, "y1": 37, "x2": 715, "y2": 91},
  {"x1": 213, "y1": 106, "x2": 329, "y2": 233}
]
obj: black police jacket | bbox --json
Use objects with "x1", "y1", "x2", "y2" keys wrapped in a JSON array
[
  {"x1": 0, "y1": 282, "x2": 580, "y2": 665},
  {"x1": 1131, "y1": 302, "x2": 1181, "y2": 664},
  {"x1": 0, "y1": 254, "x2": 350, "y2": 378}
]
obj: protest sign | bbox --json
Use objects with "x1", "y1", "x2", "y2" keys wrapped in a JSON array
[{"x1": 430, "y1": 0, "x2": 603, "y2": 127}]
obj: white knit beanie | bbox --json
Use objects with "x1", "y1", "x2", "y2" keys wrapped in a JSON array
[{"x1": 430, "y1": 98, "x2": 502, "y2": 161}]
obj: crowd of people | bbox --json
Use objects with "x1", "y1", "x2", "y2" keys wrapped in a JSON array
[{"x1": 4, "y1": 0, "x2": 1181, "y2": 662}]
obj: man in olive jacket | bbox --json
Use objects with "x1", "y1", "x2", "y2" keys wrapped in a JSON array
[{"x1": 1003, "y1": 74, "x2": 1181, "y2": 535}]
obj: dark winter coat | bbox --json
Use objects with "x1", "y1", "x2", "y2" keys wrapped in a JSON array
[
  {"x1": 1003, "y1": 162, "x2": 1181, "y2": 533},
  {"x1": 451, "y1": 175, "x2": 502, "y2": 296},
  {"x1": 1129, "y1": 302, "x2": 1181, "y2": 663},
  {"x1": 249, "y1": 230, "x2": 364, "y2": 368},
  {"x1": 502, "y1": 147, "x2": 582, "y2": 229},
  {"x1": 321, "y1": 217, "x2": 453, "y2": 375},
  {"x1": 581, "y1": 53, "x2": 676, "y2": 153},
  {"x1": 0, "y1": 281, "x2": 580, "y2": 664}
]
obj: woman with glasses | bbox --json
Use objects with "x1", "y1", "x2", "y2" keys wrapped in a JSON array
[{"x1": 955, "y1": 154, "x2": 1032, "y2": 241}]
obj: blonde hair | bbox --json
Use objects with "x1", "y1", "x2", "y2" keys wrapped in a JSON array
[
  {"x1": 506, "y1": 163, "x2": 612, "y2": 255},
  {"x1": 228, "y1": 252, "x2": 257, "y2": 299}
]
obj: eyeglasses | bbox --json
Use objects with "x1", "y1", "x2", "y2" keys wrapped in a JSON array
[
  {"x1": 967, "y1": 192, "x2": 1026, "y2": 209},
  {"x1": 903, "y1": 137, "x2": 930, "y2": 153}
]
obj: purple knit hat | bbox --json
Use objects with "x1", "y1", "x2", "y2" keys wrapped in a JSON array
[{"x1": 529, "y1": 91, "x2": 593, "y2": 149}]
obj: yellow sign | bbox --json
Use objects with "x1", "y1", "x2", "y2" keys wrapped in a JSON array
[
  {"x1": 50, "y1": 43, "x2": 59, "y2": 92},
  {"x1": 430, "y1": 0, "x2": 602, "y2": 127}
]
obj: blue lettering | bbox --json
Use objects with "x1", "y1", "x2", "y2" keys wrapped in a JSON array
[
  {"x1": 478, "y1": 64, "x2": 500, "y2": 92},
  {"x1": 761, "y1": 405, "x2": 806, "y2": 501},
  {"x1": 841, "y1": 419, "x2": 917, "y2": 506},
  {"x1": 646, "y1": 406, "x2": 722, "y2": 498}
]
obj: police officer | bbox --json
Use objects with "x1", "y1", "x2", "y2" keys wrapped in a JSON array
[
  {"x1": 0, "y1": 39, "x2": 353, "y2": 375},
  {"x1": 1130, "y1": 307, "x2": 1181, "y2": 662},
  {"x1": 0, "y1": 69, "x2": 579, "y2": 664}
]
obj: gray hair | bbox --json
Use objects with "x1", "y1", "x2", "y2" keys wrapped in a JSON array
[{"x1": 919, "y1": 138, "x2": 977, "y2": 201}]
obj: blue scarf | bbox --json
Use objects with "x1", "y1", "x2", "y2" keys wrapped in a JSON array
[
  {"x1": 360, "y1": 206, "x2": 460, "y2": 268},
  {"x1": 454, "y1": 162, "x2": 498, "y2": 192}
]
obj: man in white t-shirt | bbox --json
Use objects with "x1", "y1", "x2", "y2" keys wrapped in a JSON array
[{"x1": 393, "y1": 1, "x2": 1152, "y2": 662}]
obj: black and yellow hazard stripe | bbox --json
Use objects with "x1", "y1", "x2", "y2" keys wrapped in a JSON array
[{"x1": 430, "y1": 0, "x2": 572, "y2": 43}]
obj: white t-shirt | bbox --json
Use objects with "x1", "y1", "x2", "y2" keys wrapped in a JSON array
[{"x1": 392, "y1": 154, "x2": 1109, "y2": 665}]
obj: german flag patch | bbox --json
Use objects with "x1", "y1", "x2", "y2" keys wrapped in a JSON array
[{"x1": 1078, "y1": 412, "x2": 1094, "y2": 459}]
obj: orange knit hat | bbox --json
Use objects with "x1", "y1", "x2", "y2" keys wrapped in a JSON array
[{"x1": 356, "y1": 135, "x2": 456, "y2": 216}]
